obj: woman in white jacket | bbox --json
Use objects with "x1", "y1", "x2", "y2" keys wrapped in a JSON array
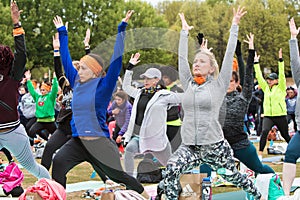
[{"x1": 122, "y1": 53, "x2": 182, "y2": 177}]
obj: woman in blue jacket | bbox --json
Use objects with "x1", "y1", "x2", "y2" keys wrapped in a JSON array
[{"x1": 51, "y1": 12, "x2": 148, "y2": 197}]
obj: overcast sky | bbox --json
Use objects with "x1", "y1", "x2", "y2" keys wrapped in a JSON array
[{"x1": 141, "y1": 0, "x2": 173, "y2": 6}]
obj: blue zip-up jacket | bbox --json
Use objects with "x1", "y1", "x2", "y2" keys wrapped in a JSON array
[{"x1": 57, "y1": 21, "x2": 127, "y2": 138}]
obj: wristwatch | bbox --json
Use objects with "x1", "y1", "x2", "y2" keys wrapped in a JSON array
[{"x1": 13, "y1": 22, "x2": 22, "y2": 29}]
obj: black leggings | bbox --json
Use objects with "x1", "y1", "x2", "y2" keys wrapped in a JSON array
[
  {"x1": 112, "y1": 124, "x2": 121, "y2": 147},
  {"x1": 41, "y1": 122, "x2": 72, "y2": 170},
  {"x1": 166, "y1": 125, "x2": 181, "y2": 152},
  {"x1": 52, "y1": 137, "x2": 144, "y2": 193},
  {"x1": 1, "y1": 147, "x2": 13, "y2": 162},
  {"x1": 25, "y1": 117, "x2": 36, "y2": 133},
  {"x1": 28, "y1": 122, "x2": 57, "y2": 145},
  {"x1": 259, "y1": 116, "x2": 290, "y2": 151}
]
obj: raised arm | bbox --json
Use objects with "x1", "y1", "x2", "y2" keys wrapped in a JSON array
[
  {"x1": 102, "y1": 10, "x2": 133, "y2": 93},
  {"x1": 84, "y1": 28, "x2": 91, "y2": 55},
  {"x1": 242, "y1": 33, "x2": 255, "y2": 102},
  {"x1": 122, "y1": 53, "x2": 141, "y2": 98},
  {"x1": 235, "y1": 40, "x2": 245, "y2": 86},
  {"x1": 53, "y1": 16, "x2": 77, "y2": 87},
  {"x1": 52, "y1": 33, "x2": 63, "y2": 85},
  {"x1": 253, "y1": 52, "x2": 268, "y2": 91},
  {"x1": 49, "y1": 75, "x2": 59, "y2": 101},
  {"x1": 277, "y1": 48, "x2": 286, "y2": 89},
  {"x1": 289, "y1": 18, "x2": 300, "y2": 87},
  {"x1": 10, "y1": 1, "x2": 26, "y2": 81},
  {"x1": 178, "y1": 13, "x2": 194, "y2": 91},
  {"x1": 24, "y1": 70, "x2": 38, "y2": 101},
  {"x1": 218, "y1": 6, "x2": 247, "y2": 90}
]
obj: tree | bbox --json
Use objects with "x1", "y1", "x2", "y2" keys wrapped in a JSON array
[
  {"x1": 1, "y1": 0, "x2": 299, "y2": 78},
  {"x1": 157, "y1": 1, "x2": 184, "y2": 26},
  {"x1": 238, "y1": 0, "x2": 290, "y2": 75}
]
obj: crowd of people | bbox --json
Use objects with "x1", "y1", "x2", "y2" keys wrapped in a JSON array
[{"x1": 1, "y1": 1, "x2": 300, "y2": 200}]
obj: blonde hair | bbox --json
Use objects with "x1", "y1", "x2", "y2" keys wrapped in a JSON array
[{"x1": 195, "y1": 49, "x2": 219, "y2": 78}]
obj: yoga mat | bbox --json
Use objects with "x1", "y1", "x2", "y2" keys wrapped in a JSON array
[
  {"x1": 212, "y1": 190, "x2": 246, "y2": 200},
  {"x1": 262, "y1": 156, "x2": 300, "y2": 163},
  {"x1": 262, "y1": 155, "x2": 284, "y2": 163},
  {"x1": 66, "y1": 181, "x2": 104, "y2": 193}
]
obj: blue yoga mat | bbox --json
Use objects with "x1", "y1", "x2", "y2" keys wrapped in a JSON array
[
  {"x1": 262, "y1": 155, "x2": 284, "y2": 162},
  {"x1": 212, "y1": 190, "x2": 246, "y2": 200}
]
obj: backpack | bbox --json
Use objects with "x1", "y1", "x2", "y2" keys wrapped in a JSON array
[{"x1": 136, "y1": 158, "x2": 162, "y2": 183}]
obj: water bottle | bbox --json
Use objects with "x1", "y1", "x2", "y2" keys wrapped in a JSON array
[
  {"x1": 270, "y1": 139, "x2": 274, "y2": 147},
  {"x1": 202, "y1": 177, "x2": 212, "y2": 200}
]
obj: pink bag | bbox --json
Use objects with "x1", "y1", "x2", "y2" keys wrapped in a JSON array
[
  {"x1": 18, "y1": 178, "x2": 66, "y2": 200},
  {"x1": 0, "y1": 162, "x2": 24, "y2": 193}
]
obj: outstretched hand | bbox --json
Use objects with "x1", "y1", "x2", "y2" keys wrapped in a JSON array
[
  {"x1": 24, "y1": 70, "x2": 31, "y2": 80},
  {"x1": 122, "y1": 10, "x2": 134, "y2": 23},
  {"x1": 289, "y1": 18, "x2": 300, "y2": 39},
  {"x1": 200, "y1": 38, "x2": 213, "y2": 51},
  {"x1": 129, "y1": 53, "x2": 141, "y2": 65},
  {"x1": 254, "y1": 51, "x2": 260, "y2": 63},
  {"x1": 84, "y1": 28, "x2": 91, "y2": 46},
  {"x1": 53, "y1": 15, "x2": 64, "y2": 29},
  {"x1": 10, "y1": 1, "x2": 22, "y2": 24},
  {"x1": 232, "y1": 6, "x2": 247, "y2": 25},
  {"x1": 179, "y1": 13, "x2": 194, "y2": 31},
  {"x1": 278, "y1": 48, "x2": 282, "y2": 59},
  {"x1": 53, "y1": 33, "x2": 60, "y2": 50},
  {"x1": 244, "y1": 33, "x2": 254, "y2": 50}
]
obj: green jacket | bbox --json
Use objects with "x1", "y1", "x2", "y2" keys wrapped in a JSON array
[
  {"x1": 27, "y1": 77, "x2": 58, "y2": 122},
  {"x1": 254, "y1": 61, "x2": 286, "y2": 117}
]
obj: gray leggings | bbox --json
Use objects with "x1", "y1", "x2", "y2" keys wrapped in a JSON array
[
  {"x1": 1, "y1": 125, "x2": 50, "y2": 179},
  {"x1": 163, "y1": 140, "x2": 261, "y2": 200}
]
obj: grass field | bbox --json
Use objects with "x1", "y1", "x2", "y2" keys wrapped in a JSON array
[{"x1": 3, "y1": 140, "x2": 300, "y2": 199}]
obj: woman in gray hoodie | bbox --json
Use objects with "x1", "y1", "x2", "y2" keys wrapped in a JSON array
[{"x1": 163, "y1": 7, "x2": 263, "y2": 200}]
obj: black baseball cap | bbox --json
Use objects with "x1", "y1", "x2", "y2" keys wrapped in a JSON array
[{"x1": 266, "y1": 73, "x2": 278, "y2": 80}]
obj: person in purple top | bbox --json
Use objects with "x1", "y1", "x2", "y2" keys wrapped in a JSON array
[
  {"x1": 51, "y1": 12, "x2": 148, "y2": 197},
  {"x1": 107, "y1": 91, "x2": 132, "y2": 147}
]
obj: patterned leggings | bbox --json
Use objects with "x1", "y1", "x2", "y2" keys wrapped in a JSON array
[{"x1": 163, "y1": 140, "x2": 261, "y2": 200}]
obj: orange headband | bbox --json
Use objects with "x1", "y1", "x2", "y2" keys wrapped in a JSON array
[
  {"x1": 31, "y1": 80, "x2": 37, "y2": 89},
  {"x1": 80, "y1": 55, "x2": 103, "y2": 77},
  {"x1": 41, "y1": 83, "x2": 51, "y2": 92}
]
